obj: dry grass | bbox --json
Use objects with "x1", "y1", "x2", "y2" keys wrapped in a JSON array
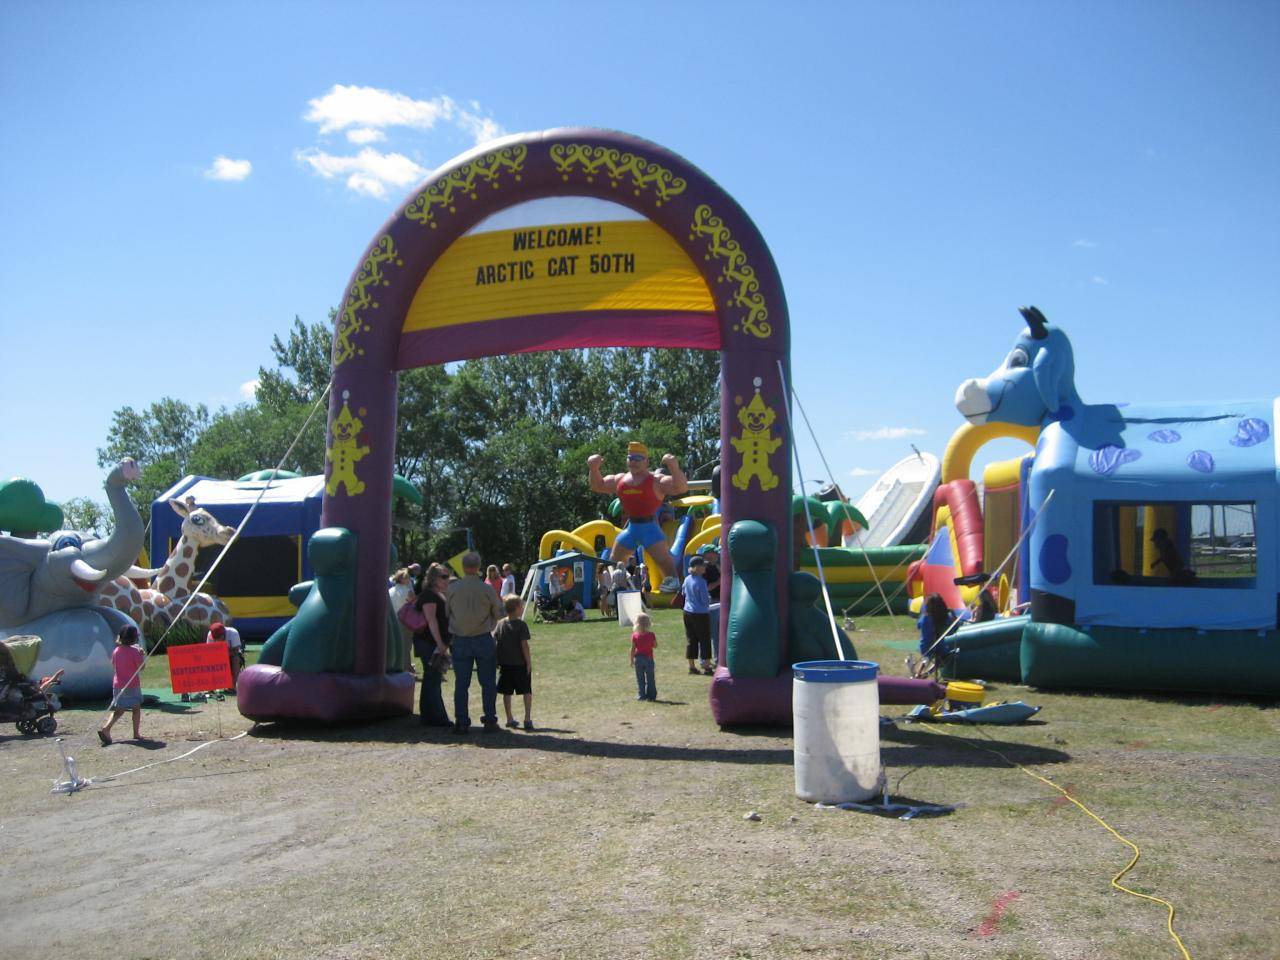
[{"x1": 1, "y1": 609, "x2": 1276, "y2": 959}]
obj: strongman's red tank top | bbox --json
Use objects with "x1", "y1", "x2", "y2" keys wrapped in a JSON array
[{"x1": 616, "y1": 473, "x2": 663, "y2": 518}]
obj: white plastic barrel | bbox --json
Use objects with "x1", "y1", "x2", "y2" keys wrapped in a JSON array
[
  {"x1": 616, "y1": 591, "x2": 644, "y2": 628},
  {"x1": 792, "y1": 660, "x2": 883, "y2": 803}
]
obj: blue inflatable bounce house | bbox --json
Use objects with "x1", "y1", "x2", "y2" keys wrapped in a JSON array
[{"x1": 949, "y1": 307, "x2": 1278, "y2": 696}]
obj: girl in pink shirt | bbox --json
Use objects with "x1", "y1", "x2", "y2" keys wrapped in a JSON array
[
  {"x1": 630, "y1": 612, "x2": 658, "y2": 701},
  {"x1": 485, "y1": 565, "x2": 504, "y2": 597},
  {"x1": 99, "y1": 624, "x2": 145, "y2": 745}
]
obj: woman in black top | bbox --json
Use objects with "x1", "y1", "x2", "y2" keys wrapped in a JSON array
[{"x1": 413, "y1": 563, "x2": 453, "y2": 727}]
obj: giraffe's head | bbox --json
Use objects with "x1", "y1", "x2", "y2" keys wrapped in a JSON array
[{"x1": 169, "y1": 496, "x2": 236, "y2": 548}]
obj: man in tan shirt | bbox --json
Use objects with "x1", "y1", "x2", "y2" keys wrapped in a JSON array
[{"x1": 446, "y1": 551, "x2": 505, "y2": 733}]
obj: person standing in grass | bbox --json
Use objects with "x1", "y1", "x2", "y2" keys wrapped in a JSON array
[
  {"x1": 630, "y1": 612, "x2": 658, "y2": 701},
  {"x1": 98, "y1": 624, "x2": 144, "y2": 746},
  {"x1": 494, "y1": 594, "x2": 534, "y2": 730},
  {"x1": 500, "y1": 563, "x2": 517, "y2": 597},
  {"x1": 485, "y1": 564, "x2": 504, "y2": 597},
  {"x1": 597, "y1": 563, "x2": 616, "y2": 619},
  {"x1": 207, "y1": 621, "x2": 243, "y2": 693},
  {"x1": 682, "y1": 556, "x2": 714, "y2": 675},
  {"x1": 447, "y1": 552, "x2": 505, "y2": 734},
  {"x1": 413, "y1": 564, "x2": 453, "y2": 728}
]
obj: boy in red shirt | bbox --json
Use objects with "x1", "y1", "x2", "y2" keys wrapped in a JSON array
[{"x1": 629, "y1": 612, "x2": 658, "y2": 701}]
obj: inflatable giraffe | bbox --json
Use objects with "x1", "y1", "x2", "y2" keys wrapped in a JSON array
[{"x1": 96, "y1": 496, "x2": 237, "y2": 631}]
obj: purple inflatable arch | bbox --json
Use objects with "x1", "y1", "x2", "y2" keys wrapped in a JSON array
[{"x1": 248, "y1": 128, "x2": 797, "y2": 724}]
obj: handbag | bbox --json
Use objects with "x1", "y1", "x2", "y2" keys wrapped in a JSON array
[{"x1": 398, "y1": 600, "x2": 428, "y2": 632}]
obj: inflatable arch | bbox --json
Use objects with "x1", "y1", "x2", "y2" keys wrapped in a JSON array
[{"x1": 238, "y1": 129, "x2": 796, "y2": 724}]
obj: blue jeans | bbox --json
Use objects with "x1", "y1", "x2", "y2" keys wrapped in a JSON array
[
  {"x1": 452, "y1": 633, "x2": 497, "y2": 726},
  {"x1": 633, "y1": 655, "x2": 656, "y2": 700}
]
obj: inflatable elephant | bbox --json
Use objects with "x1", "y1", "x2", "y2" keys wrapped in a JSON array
[{"x1": 0, "y1": 459, "x2": 150, "y2": 697}]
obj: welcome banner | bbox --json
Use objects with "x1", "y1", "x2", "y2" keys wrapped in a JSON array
[{"x1": 403, "y1": 219, "x2": 714, "y2": 332}]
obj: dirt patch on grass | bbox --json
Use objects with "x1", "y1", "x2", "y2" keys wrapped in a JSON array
[{"x1": 2, "y1": 611, "x2": 1277, "y2": 959}]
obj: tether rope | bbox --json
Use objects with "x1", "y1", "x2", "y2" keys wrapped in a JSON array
[
  {"x1": 50, "y1": 379, "x2": 333, "y2": 795},
  {"x1": 784, "y1": 377, "x2": 898, "y2": 621},
  {"x1": 776, "y1": 361, "x2": 846, "y2": 660},
  {"x1": 921, "y1": 724, "x2": 1192, "y2": 959}
]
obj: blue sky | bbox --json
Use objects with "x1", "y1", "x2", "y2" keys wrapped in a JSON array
[{"x1": 2, "y1": 1, "x2": 1277, "y2": 509}]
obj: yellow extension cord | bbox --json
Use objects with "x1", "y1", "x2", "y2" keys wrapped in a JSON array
[{"x1": 923, "y1": 724, "x2": 1192, "y2": 959}]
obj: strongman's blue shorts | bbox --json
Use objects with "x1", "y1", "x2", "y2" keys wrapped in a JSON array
[{"x1": 614, "y1": 520, "x2": 666, "y2": 553}]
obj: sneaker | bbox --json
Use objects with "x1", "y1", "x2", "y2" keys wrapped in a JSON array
[
  {"x1": 506, "y1": 718, "x2": 519, "y2": 728},
  {"x1": 702, "y1": 666, "x2": 714, "y2": 676},
  {"x1": 688, "y1": 665, "x2": 700, "y2": 675},
  {"x1": 523, "y1": 720, "x2": 534, "y2": 731},
  {"x1": 452, "y1": 722, "x2": 471, "y2": 734},
  {"x1": 658, "y1": 576, "x2": 680, "y2": 593},
  {"x1": 482, "y1": 720, "x2": 500, "y2": 734}
]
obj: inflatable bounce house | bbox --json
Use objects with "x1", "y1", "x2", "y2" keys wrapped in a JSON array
[
  {"x1": 0, "y1": 460, "x2": 150, "y2": 698},
  {"x1": 152, "y1": 471, "x2": 421, "y2": 639},
  {"x1": 902, "y1": 419, "x2": 1040, "y2": 613},
  {"x1": 537, "y1": 488, "x2": 720, "y2": 602},
  {"x1": 526, "y1": 551, "x2": 598, "y2": 619},
  {"x1": 234, "y1": 128, "x2": 825, "y2": 724},
  {"x1": 846, "y1": 450, "x2": 941, "y2": 549},
  {"x1": 935, "y1": 307, "x2": 1279, "y2": 696}
]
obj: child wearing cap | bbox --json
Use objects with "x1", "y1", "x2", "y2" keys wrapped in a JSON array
[{"x1": 682, "y1": 557, "x2": 714, "y2": 675}]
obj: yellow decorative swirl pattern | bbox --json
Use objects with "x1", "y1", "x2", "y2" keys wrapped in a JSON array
[
  {"x1": 333, "y1": 236, "x2": 403, "y2": 367},
  {"x1": 689, "y1": 205, "x2": 770, "y2": 339},
  {"x1": 404, "y1": 146, "x2": 528, "y2": 228},
  {"x1": 549, "y1": 144, "x2": 687, "y2": 204}
]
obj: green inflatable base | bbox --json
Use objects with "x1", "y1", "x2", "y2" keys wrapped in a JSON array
[
  {"x1": 800, "y1": 544, "x2": 926, "y2": 569},
  {"x1": 941, "y1": 615, "x2": 1028, "y2": 683},
  {"x1": 1022, "y1": 623, "x2": 1280, "y2": 696}
]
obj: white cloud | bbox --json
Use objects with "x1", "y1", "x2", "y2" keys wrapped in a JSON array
[
  {"x1": 845, "y1": 426, "x2": 927, "y2": 441},
  {"x1": 1091, "y1": 275, "x2": 1109, "y2": 286},
  {"x1": 849, "y1": 467, "x2": 879, "y2": 477},
  {"x1": 1072, "y1": 239, "x2": 1097, "y2": 248},
  {"x1": 296, "y1": 147, "x2": 428, "y2": 199},
  {"x1": 239, "y1": 379, "x2": 260, "y2": 399},
  {"x1": 346, "y1": 127, "x2": 387, "y2": 145},
  {"x1": 304, "y1": 84, "x2": 504, "y2": 146},
  {"x1": 457, "y1": 111, "x2": 501, "y2": 144},
  {"x1": 299, "y1": 85, "x2": 505, "y2": 199},
  {"x1": 204, "y1": 156, "x2": 252, "y2": 181}
]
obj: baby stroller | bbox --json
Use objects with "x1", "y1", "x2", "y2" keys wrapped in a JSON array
[
  {"x1": 534, "y1": 592, "x2": 571, "y2": 624},
  {"x1": 0, "y1": 636, "x2": 62, "y2": 737}
]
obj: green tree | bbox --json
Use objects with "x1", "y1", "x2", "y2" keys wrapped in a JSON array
[
  {"x1": 254, "y1": 313, "x2": 334, "y2": 409},
  {"x1": 97, "y1": 399, "x2": 210, "y2": 515},
  {"x1": 59, "y1": 496, "x2": 113, "y2": 537},
  {"x1": 96, "y1": 311, "x2": 724, "y2": 573},
  {"x1": 189, "y1": 401, "x2": 326, "y2": 481}
]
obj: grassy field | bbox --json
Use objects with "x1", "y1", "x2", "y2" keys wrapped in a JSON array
[{"x1": 1, "y1": 608, "x2": 1277, "y2": 959}]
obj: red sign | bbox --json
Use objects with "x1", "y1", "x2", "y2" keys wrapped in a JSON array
[{"x1": 168, "y1": 643, "x2": 232, "y2": 694}]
